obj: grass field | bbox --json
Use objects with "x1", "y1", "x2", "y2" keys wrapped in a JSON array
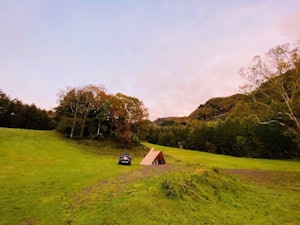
[{"x1": 0, "y1": 128, "x2": 299, "y2": 225}]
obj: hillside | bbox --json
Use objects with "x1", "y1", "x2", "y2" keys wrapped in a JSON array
[
  {"x1": 153, "y1": 93, "x2": 251, "y2": 124},
  {"x1": 155, "y1": 69, "x2": 300, "y2": 125},
  {"x1": 1, "y1": 128, "x2": 300, "y2": 224},
  {"x1": 188, "y1": 94, "x2": 249, "y2": 121}
]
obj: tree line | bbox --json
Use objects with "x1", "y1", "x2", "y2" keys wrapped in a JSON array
[
  {"x1": 147, "y1": 118, "x2": 298, "y2": 159},
  {"x1": 0, "y1": 90, "x2": 54, "y2": 130},
  {"x1": 147, "y1": 41, "x2": 300, "y2": 159},
  {"x1": 1, "y1": 41, "x2": 299, "y2": 159}
]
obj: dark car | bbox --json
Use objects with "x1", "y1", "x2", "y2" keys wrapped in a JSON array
[{"x1": 118, "y1": 153, "x2": 131, "y2": 165}]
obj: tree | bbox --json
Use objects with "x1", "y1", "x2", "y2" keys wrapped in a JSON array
[
  {"x1": 0, "y1": 90, "x2": 53, "y2": 130},
  {"x1": 107, "y1": 93, "x2": 148, "y2": 146},
  {"x1": 0, "y1": 90, "x2": 11, "y2": 127},
  {"x1": 240, "y1": 42, "x2": 300, "y2": 147},
  {"x1": 57, "y1": 85, "x2": 107, "y2": 138},
  {"x1": 57, "y1": 87, "x2": 80, "y2": 138},
  {"x1": 78, "y1": 85, "x2": 107, "y2": 137},
  {"x1": 147, "y1": 123, "x2": 161, "y2": 144},
  {"x1": 56, "y1": 86, "x2": 148, "y2": 146}
]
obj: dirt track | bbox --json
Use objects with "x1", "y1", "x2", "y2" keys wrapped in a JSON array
[{"x1": 222, "y1": 169, "x2": 300, "y2": 188}]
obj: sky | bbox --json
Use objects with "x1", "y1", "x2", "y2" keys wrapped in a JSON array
[{"x1": 1, "y1": 0, "x2": 300, "y2": 120}]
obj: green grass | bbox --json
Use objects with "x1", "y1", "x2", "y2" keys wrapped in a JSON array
[
  {"x1": 92, "y1": 169, "x2": 299, "y2": 225},
  {"x1": 0, "y1": 128, "x2": 299, "y2": 225},
  {"x1": 144, "y1": 143, "x2": 300, "y2": 171},
  {"x1": 0, "y1": 128, "x2": 140, "y2": 225}
]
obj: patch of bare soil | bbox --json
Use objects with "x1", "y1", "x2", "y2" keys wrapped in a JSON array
[
  {"x1": 222, "y1": 169, "x2": 300, "y2": 189},
  {"x1": 20, "y1": 219, "x2": 37, "y2": 225}
]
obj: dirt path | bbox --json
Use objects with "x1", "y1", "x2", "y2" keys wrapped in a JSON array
[{"x1": 222, "y1": 169, "x2": 300, "y2": 188}]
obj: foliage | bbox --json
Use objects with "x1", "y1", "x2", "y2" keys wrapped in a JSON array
[
  {"x1": 56, "y1": 85, "x2": 148, "y2": 147},
  {"x1": 0, "y1": 90, "x2": 54, "y2": 130},
  {"x1": 148, "y1": 42, "x2": 300, "y2": 159},
  {"x1": 147, "y1": 118, "x2": 299, "y2": 159},
  {"x1": 240, "y1": 42, "x2": 300, "y2": 142}
]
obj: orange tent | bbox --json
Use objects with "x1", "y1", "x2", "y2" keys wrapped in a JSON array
[{"x1": 140, "y1": 147, "x2": 166, "y2": 165}]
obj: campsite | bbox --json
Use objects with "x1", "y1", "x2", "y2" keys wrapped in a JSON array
[
  {"x1": 1, "y1": 1, "x2": 300, "y2": 224},
  {"x1": 1, "y1": 128, "x2": 299, "y2": 225}
]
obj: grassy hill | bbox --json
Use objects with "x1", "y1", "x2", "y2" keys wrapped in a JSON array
[
  {"x1": 188, "y1": 94, "x2": 248, "y2": 121},
  {"x1": 1, "y1": 128, "x2": 299, "y2": 225},
  {"x1": 156, "y1": 69, "x2": 300, "y2": 124},
  {"x1": 153, "y1": 94, "x2": 249, "y2": 124}
]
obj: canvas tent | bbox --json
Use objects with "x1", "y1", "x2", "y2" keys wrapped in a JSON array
[{"x1": 140, "y1": 147, "x2": 166, "y2": 165}]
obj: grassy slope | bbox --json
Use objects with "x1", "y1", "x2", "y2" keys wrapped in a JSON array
[
  {"x1": 144, "y1": 143, "x2": 300, "y2": 171},
  {"x1": 1, "y1": 128, "x2": 299, "y2": 225},
  {"x1": 0, "y1": 128, "x2": 139, "y2": 225}
]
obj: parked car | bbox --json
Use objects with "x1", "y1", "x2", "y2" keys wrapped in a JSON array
[{"x1": 118, "y1": 153, "x2": 131, "y2": 165}]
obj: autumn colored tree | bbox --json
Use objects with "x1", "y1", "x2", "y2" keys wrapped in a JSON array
[
  {"x1": 56, "y1": 86, "x2": 148, "y2": 146},
  {"x1": 106, "y1": 93, "x2": 148, "y2": 145}
]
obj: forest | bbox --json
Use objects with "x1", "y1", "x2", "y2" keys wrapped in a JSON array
[
  {"x1": 0, "y1": 91, "x2": 54, "y2": 130},
  {"x1": 1, "y1": 42, "x2": 299, "y2": 159}
]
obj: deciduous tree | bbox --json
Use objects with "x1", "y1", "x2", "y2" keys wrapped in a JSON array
[{"x1": 240, "y1": 42, "x2": 300, "y2": 147}]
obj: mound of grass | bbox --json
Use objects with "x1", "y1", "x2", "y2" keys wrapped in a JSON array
[
  {"x1": 86, "y1": 167, "x2": 299, "y2": 225},
  {"x1": 161, "y1": 168, "x2": 244, "y2": 201}
]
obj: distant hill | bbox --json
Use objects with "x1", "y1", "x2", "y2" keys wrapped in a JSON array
[
  {"x1": 188, "y1": 94, "x2": 249, "y2": 121},
  {"x1": 153, "y1": 94, "x2": 250, "y2": 124},
  {"x1": 154, "y1": 70, "x2": 299, "y2": 124}
]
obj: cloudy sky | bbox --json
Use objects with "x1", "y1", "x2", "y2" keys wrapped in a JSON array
[{"x1": 1, "y1": 0, "x2": 300, "y2": 120}]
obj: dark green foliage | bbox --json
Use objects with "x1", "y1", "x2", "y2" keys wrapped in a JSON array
[
  {"x1": 157, "y1": 125, "x2": 188, "y2": 148},
  {"x1": 253, "y1": 123, "x2": 299, "y2": 158},
  {"x1": 147, "y1": 124, "x2": 160, "y2": 144},
  {"x1": 187, "y1": 122, "x2": 216, "y2": 152},
  {"x1": 0, "y1": 90, "x2": 54, "y2": 130},
  {"x1": 147, "y1": 117, "x2": 299, "y2": 159}
]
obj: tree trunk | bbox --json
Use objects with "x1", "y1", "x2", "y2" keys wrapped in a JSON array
[
  {"x1": 80, "y1": 108, "x2": 88, "y2": 137},
  {"x1": 279, "y1": 81, "x2": 300, "y2": 135},
  {"x1": 97, "y1": 121, "x2": 101, "y2": 136},
  {"x1": 70, "y1": 102, "x2": 79, "y2": 139}
]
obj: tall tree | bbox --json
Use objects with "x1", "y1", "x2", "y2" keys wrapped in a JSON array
[
  {"x1": 79, "y1": 85, "x2": 107, "y2": 137},
  {"x1": 240, "y1": 42, "x2": 300, "y2": 146},
  {"x1": 111, "y1": 93, "x2": 148, "y2": 145},
  {"x1": 57, "y1": 85, "x2": 107, "y2": 138},
  {"x1": 57, "y1": 87, "x2": 80, "y2": 138}
]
